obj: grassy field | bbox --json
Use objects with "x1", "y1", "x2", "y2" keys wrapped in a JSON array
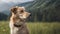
[{"x1": 0, "y1": 21, "x2": 60, "y2": 34}]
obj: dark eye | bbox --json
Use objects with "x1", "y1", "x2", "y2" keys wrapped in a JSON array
[{"x1": 21, "y1": 10, "x2": 24, "y2": 13}]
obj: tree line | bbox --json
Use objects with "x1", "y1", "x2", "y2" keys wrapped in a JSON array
[
  {"x1": 0, "y1": 0, "x2": 60, "y2": 22},
  {"x1": 25, "y1": 0, "x2": 60, "y2": 22}
]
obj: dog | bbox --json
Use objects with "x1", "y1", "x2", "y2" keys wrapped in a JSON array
[{"x1": 9, "y1": 6, "x2": 31, "y2": 34}]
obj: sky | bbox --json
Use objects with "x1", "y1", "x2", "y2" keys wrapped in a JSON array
[
  {"x1": 0, "y1": 0, "x2": 33, "y2": 3},
  {"x1": 0, "y1": 0, "x2": 33, "y2": 12}
]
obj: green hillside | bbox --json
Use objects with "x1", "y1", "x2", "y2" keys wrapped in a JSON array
[
  {"x1": 26, "y1": 0, "x2": 60, "y2": 22},
  {"x1": 0, "y1": 0, "x2": 60, "y2": 22}
]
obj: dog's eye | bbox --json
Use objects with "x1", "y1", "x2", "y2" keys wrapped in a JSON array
[{"x1": 21, "y1": 10, "x2": 24, "y2": 13}]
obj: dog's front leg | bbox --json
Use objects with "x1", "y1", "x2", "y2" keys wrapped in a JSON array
[
  {"x1": 10, "y1": 28, "x2": 14, "y2": 34},
  {"x1": 9, "y1": 22, "x2": 14, "y2": 34}
]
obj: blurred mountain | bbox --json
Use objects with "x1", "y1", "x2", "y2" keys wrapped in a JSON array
[
  {"x1": 0, "y1": 1, "x2": 34, "y2": 16},
  {"x1": 26, "y1": 0, "x2": 60, "y2": 21},
  {"x1": 0, "y1": 0, "x2": 33, "y2": 20},
  {"x1": 0, "y1": 2, "x2": 15, "y2": 11},
  {"x1": 0, "y1": 2, "x2": 16, "y2": 15},
  {"x1": 1, "y1": 0, "x2": 60, "y2": 21},
  {"x1": 17, "y1": 1, "x2": 34, "y2": 7}
]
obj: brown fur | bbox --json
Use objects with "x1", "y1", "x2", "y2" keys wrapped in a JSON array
[{"x1": 9, "y1": 6, "x2": 30, "y2": 34}]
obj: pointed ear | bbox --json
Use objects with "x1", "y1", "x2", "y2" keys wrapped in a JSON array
[{"x1": 10, "y1": 7, "x2": 17, "y2": 14}]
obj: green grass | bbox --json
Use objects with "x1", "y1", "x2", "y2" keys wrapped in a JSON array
[{"x1": 0, "y1": 21, "x2": 60, "y2": 34}]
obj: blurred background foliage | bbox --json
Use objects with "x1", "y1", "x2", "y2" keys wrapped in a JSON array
[
  {"x1": 26, "y1": 0, "x2": 60, "y2": 22},
  {"x1": 0, "y1": 0, "x2": 60, "y2": 22}
]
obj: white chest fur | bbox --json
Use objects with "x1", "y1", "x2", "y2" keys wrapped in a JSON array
[{"x1": 9, "y1": 21, "x2": 19, "y2": 34}]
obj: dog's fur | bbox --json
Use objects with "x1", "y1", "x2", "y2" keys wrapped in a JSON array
[{"x1": 9, "y1": 6, "x2": 30, "y2": 34}]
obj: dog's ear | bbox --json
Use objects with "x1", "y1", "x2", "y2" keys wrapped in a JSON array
[{"x1": 10, "y1": 6, "x2": 18, "y2": 14}]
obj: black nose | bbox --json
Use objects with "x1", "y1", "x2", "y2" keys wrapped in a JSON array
[{"x1": 29, "y1": 14, "x2": 31, "y2": 16}]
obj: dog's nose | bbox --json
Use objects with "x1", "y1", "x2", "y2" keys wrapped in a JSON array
[{"x1": 29, "y1": 14, "x2": 31, "y2": 16}]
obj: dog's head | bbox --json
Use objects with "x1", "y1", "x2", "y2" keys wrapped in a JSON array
[{"x1": 10, "y1": 6, "x2": 31, "y2": 20}]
